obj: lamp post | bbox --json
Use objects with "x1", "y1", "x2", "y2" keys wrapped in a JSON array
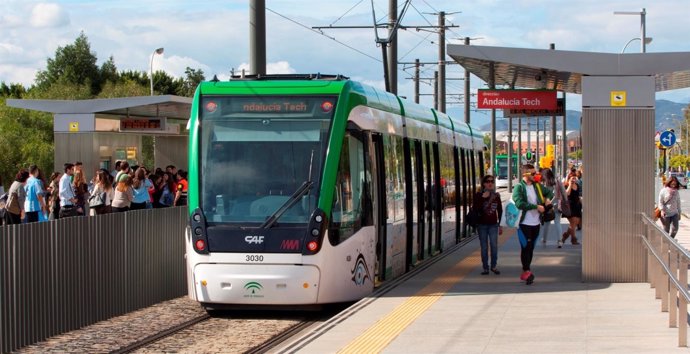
[
  {"x1": 150, "y1": 47, "x2": 164, "y2": 95},
  {"x1": 621, "y1": 37, "x2": 653, "y2": 53},
  {"x1": 614, "y1": 8, "x2": 648, "y2": 53}
]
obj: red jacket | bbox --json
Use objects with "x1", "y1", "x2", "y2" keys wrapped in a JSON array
[{"x1": 472, "y1": 191, "x2": 503, "y2": 225}]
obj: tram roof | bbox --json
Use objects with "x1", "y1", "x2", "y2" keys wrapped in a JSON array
[
  {"x1": 6, "y1": 95, "x2": 192, "y2": 120},
  {"x1": 447, "y1": 45, "x2": 690, "y2": 94}
]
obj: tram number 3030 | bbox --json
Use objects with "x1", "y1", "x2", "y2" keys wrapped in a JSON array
[{"x1": 245, "y1": 255, "x2": 264, "y2": 262}]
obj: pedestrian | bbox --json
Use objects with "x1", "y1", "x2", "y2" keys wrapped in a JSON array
[
  {"x1": 130, "y1": 167, "x2": 152, "y2": 210},
  {"x1": 111, "y1": 174, "x2": 133, "y2": 212},
  {"x1": 114, "y1": 161, "x2": 131, "y2": 184},
  {"x1": 473, "y1": 174, "x2": 503, "y2": 275},
  {"x1": 23, "y1": 165, "x2": 47, "y2": 223},
  {"x1": 561, "y1": 175, "x2": 582, "y2": 245},
  {"x1": 512, "y1": 163, "x2": 553, "y2": 285},
  {"x1": 158, "y1": 172, "x2": 176, "y2": 207},
  {"x1": 4, "y1": 169, "x2": 30, "y2": 225},
  {"x1": 73, "y1": 170, "x2": 88, "y2": 216},
  {"x1": 174, "y1": 170, "x2": 188, "y2": 206},
  {"x1": 111, "y1": 160, "x2": 121, "y2": 178},
  {"x1": 59, "y1": 163, "x2": 79, "y2": 218},
  {"x1": 658, "y1": 176, "x2": 682, "y2": 238},
  {"x1": 539, "y1": 168, "x2": 568, "y2": 246},
  {"x1": 89, "y1": 169, "x2": 114, "y2": 215},
  {"x1": 47, "y1": 172, "x2": 61, "y2": 220}
]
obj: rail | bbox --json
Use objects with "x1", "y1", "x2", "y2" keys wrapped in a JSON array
[{"x1": 639, "y1": 212, "x2": 690, "y2": 347}]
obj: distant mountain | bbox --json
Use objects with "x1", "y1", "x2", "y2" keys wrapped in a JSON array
[{"x1": 477, "y1": 99, "x2": 689, "y2": 132}]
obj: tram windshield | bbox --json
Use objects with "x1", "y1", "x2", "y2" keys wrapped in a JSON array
[{"x1": 199, "y1": 95, "x2": 336, "y2": 225}]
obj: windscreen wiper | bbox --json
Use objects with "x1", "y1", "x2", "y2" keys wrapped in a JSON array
[{"x1": 259, "y1": 180, "x2": 313, "y2": 229}]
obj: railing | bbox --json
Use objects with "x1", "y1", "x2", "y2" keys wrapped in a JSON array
[
  {"x1": 639, "y1": 213, "x2": 690, "y2": 347},
  {"x1": 0, "y1": 207, "x2": 189, "y2": 353}
]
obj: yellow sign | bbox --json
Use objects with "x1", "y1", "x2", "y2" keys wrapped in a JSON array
[
  {"x1": 69, "y1": 122, "x2": 79, "y2": 132},
  {"x1": 610, "y1": 91, "x2": 626, "y2": 107}
]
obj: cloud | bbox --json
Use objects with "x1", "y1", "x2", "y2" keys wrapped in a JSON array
[
  {"x1": 154, "y1": 55, "x2": 211, "y2": 79},
  {"x1": 30, "y1": 3, "x2": 69, "y2": 28},
  {"x1": 235, "y1": 61, "x2": 297, "y2": 75}
]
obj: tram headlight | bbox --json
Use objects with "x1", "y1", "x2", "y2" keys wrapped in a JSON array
[
  {"x1": 307, "y1": 241, "x2": 318, "y2": 251},
  {"x1": 194, "y1": 227, "x2": 203, "y2": 236},
  {"x1": 311, "y1": 228, "x2": 320, "y2": 236},
  {"x1": 315, "y1": 215, "x2": 323, "y2": 223},
  {"x1": 193, "y1": 214, "x2": 201, "y2": 222},
  {"x1": 195, "y1": 239, "x2": 206, "y2": 251}
]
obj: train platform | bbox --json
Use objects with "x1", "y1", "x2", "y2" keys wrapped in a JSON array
[{"x1": 275, "y1": 215, "x2": 687, "y2": 353}]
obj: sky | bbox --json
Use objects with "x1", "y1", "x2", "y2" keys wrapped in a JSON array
[{"x1": 1, "y1": 0, "x2": 690, "y2": 127}]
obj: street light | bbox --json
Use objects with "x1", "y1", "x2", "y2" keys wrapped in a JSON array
[
  {"x1": 621, "y1": 37, "x2": 653, "y2": 53},
  {"x1": 150, "y1": 47, "x2": 164, "y2": 95},
  {"x1": 614, "y1": 8, "x2": 648, "y2": 53}
]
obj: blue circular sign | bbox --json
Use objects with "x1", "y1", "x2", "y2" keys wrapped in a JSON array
[{"x1": 660, "y1": 131, "x2": 676, "y2": 147}]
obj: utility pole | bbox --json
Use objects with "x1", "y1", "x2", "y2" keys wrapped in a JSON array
[
  {"x1": 489, "y1": 62, "x2": 496, "y2": 176},
  {"x1": 249, "y1": 0, "x2": 266, "y2": 75},
  {"x1": 388, "y1": 0, "x2": 398, "y2": 94},
  {"x1": 433, "y1": 71, "x2": 439, "y2": 110},
  {"x1": 464, "y1": 37, "x2": 471, "y2": 123},
  {"x1": 437, "y1": 11, "x2": 446, "y2": 112},
  {"x1": 549, "y1": 43, "x2": 558, "y2": 174},
  {"x1": 414, "y1": 59, "x2": 420, "y2": 103}
]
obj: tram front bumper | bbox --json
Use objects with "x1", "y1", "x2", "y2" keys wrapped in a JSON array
[{"x1": 193, "y1": 263, "x2": 320, "y2": 305}]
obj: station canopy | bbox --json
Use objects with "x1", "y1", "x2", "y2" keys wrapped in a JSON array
[
  {"x1": 7, "y1": 95, "x2": 192, "y2": 120},
  {"x1": 446, "y1": 45, "x2": 690, "y2": 94}
]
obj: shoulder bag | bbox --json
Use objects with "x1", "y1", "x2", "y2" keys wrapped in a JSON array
[
  {"x1": 536, "y1": 183, "x2": 555, "y2": 224},
  {"x1": 88, "y1": 190, "x2": 106, "y2": 208}
]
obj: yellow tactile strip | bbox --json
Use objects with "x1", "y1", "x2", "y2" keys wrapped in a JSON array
[{"x1": 338, "y1": 228, "x2": 515, "y2": 354}]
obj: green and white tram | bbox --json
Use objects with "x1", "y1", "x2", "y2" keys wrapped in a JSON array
[{"x1": 185, "y1": 74, "x2": 484, "y2": 307}]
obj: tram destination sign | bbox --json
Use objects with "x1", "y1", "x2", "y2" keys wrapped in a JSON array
[
  {"x1": 503, "y1": 98, "x2": 565, "y2": 117},
  {"x1": 477, "y1": 89, "x2": 557, "y2": 110},
  {"x1": 120, "y1": 117, "x2": 166, "y2": 132}
]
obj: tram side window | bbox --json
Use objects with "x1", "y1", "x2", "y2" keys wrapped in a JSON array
[
  {"x1": 330, "y1": 132, "x2": 371, "y2": 244},
  {"x1": 439, "y1": 144, "x2": 456, "y2": 209},
  {"x1": 385, "y1": 135, "x2": 406, "y2": 222}
]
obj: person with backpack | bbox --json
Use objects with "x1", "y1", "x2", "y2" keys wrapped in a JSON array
[{"x1": 512, "y1": 163, "x2": 553, "y2": 285}]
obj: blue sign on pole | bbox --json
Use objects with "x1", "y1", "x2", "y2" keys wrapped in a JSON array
[{"x1": 660, "y1": 131, "x2": 676, "y2": 147}]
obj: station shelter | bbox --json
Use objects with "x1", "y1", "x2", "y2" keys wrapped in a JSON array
[
  {"x1": 7, "y1": 95, "x2": 191, "y2": 177},
  {"x1": 447, "y1": 45, "x2": 690, "y2": 281}
]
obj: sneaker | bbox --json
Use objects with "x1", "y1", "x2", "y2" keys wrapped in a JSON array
[
  {"x1": 491, "y1": 268, "x2": 501, "y2": 275},
  {"x1": 557, "y1": 240, "x2": 563, "y2": 248},
  {"x1": 526, "y1": 273, "x2": 535, "y2": 285},
  {"x1": 520, "y1": 271, "x2": 531, "y2": 281},
  {"x1": 481, "y1": 269, "x2": 490, "y2": 275}
]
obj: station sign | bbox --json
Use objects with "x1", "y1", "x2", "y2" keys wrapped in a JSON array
[
  {"x1": 477, "y1": 89, "x2": 557, "y2": 110},
  {"x1": 120, "y1": 117, "x2": 167, "y2": 132},
  {"x1": 503, "y1": 98, "x2": 565, "y2": 117}
]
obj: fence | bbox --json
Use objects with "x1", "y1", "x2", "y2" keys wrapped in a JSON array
[
  {"x1": 640, "y1": 213, "x2": 690, "y2": 347},
  {"x1": 0, "y1": 207, "x2": 188, "y2": 352}
]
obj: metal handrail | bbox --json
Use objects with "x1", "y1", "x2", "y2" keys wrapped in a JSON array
[
  {"x1": 640, "y1": 212, "x2": 690, "y2": 260},
  {"x1": 636, "y1": 232, "x2": 690, "y2": 303},
  {"x1": 638, "y1": 212, "x2": 689, "y2": 347}
]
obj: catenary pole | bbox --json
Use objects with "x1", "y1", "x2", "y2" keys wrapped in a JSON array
[{"x1": 249, "y1": 0, "x2": 266, "y2": 75}]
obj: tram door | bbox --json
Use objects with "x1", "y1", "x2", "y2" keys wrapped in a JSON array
[
  {"x1": 460, "y1": 148, "x2": 469, "y2": 238},
  {"x1": 372, "y1": 133, "x2": 387, "y2": 282},
  {"x1": 414, "y1": 141, "x2": 425, "y2": 261},
  {"x1": 423, "y1": 142, "x2": 434, "y2": 257}
]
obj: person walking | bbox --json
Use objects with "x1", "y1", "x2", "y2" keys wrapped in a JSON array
[
  {"x1": 658, "y1": 176, "x2": 682, "y2": 238},
  {"x1": 473, "y1": 175, "x2": 503, "y2": 275},
  {"x1": 561, "y1": 175, "x2": 582, "y2": 246},
  {"x1": 512, "y1": 163, "x2": 553, "y2": 285}
]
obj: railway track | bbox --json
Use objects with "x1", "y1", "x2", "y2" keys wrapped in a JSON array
[{"x1": 111, "y1": 313, "x2": 212, "y2": 354}]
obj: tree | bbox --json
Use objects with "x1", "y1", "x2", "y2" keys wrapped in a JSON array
[
  {"x1": 152, "y1": 70, "x2": 183, "y2": 95},
  {"x1": 98, "y1": 78, "x2": 149, "y2": 98},
  {"x1": 99, "y1": 56, "x2": 119, "y2": 86},
  {"x1": 35, "y1": 32, "x2": 100, "y2": 95},
  {"x1": 178, "y1": 67, "x2": 205, "y2": 97},
  {"x1": 0, "y1": 82, "x2": 27, "y2": 98}
]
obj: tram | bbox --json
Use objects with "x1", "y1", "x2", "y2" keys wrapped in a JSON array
[{"x1": 185, "y1": 74, "x2": 484, "y2": 308}]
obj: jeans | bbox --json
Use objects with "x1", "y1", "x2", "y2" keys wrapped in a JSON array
[
  {"x1": 519, "y1": 224, "x2": 540, "y2": 271},
  {"x1": 540, "y1": 209, "x2": 563, "y2": 242},
  {"x1": 662, "y1": 213, "x2": 680, "y2": 238},
  {"x1": 477, "y1": 224, "x2": 499, "y2": 270}
]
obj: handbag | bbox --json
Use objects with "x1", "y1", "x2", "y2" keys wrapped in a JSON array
[
  {"x1": 536, "y1": 183, "x2": 555, "y2": 224},
  {"x1": 88, "y1": 191, "x2": 107, "y2": 208},
  {"x1": 465, "y1": 207, "x2": 481, "y2": 227},
  {"x1": 6, "y1": 192, "x2": 20, "y2": 215},
  {"x1": 653, "y1": 207, "x2": 661, "y2": 221}
]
